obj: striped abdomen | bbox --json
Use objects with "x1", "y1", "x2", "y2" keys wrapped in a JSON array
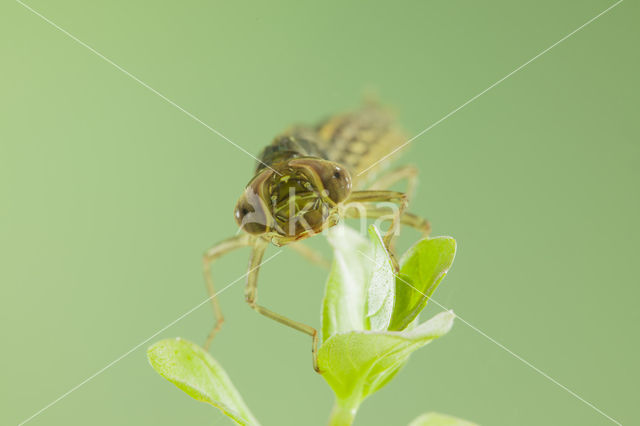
[
  {"x1": 257, "y1": 104, "x2": 407, "y2": 184},
  {"x1": 314, "y1": 104, "x2": 406, "y2": 182}
]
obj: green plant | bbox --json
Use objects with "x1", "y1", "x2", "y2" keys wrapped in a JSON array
[{"x1": 147, "y1": 225, "x2": 475, "y2": 425}]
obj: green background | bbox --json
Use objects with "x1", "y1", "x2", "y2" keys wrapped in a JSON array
[{"x1": 1, "y1": 1, "x2": 638, "y2": 425}]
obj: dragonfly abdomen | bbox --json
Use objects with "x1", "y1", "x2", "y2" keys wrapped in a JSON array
[{"x1": 256, "y1": 104, "x2": 407, "y2": 183}]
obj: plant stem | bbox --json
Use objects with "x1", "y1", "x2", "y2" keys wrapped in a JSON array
[{"x1": 328, "y1": 398, "x2": 359, "y2": 426}]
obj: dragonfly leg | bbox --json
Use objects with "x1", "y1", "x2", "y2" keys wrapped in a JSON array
[
  {"x1": 289, "y1": 242, "x2": 330, "y2": 269},
  {"x1": 202, "y1": 234, "x2": 252, "y2": 350},
  {"x1": 344, "y1": 205, "x2": 431, "y2": 237},
  {"x1": 360, "y1": 168, "x2": 431, "y2": 240},
  {"x1": 244, "y1": 240, "x2": 322, "y2": 373},
  {"x1": 345, "y1": 190, "x2": 408, "y2": 263},
  {"x1": 367, "y1": 165, "x2": 418, "y2": 201}
]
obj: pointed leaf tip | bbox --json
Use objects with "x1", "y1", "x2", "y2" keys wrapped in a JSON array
[
  {"x1": 147, "y1": 338, "x2": 260, "y2": 426},
  {"x1": 390, "y1": 236, "x2": 457, "y2": 331}
]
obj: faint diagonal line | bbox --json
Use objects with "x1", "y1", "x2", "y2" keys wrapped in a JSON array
[
  {"x1": 15, "y1": 0, "x2": 281, "y2": 176},
  {"x1": 356, "y1": 249, "x2": 622, "y2": 425},
  {"x1": 357, "y1": 0, "x2": 624, "y2": 176},
  {"x1": 18, "y1": 250, "x2": 283, "y2": 426}
]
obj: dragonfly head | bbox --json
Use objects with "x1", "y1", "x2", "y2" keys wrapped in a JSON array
[{"x1": 234, "y1": 157, "x2": 352, "y2": 243}]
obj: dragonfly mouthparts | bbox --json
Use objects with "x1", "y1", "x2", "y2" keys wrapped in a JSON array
[
  {"x1": 235, "y1": 156, "x2": 350, "y2": 240},
  {"x1": 267, "y1": 168, "x2": 333, "y2": 238}
]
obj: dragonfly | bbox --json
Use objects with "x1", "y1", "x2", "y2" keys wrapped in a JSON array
[{"x1": 202, "y1": 103, "x2": 431, "y2": 372}]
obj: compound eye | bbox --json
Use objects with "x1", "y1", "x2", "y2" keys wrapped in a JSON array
[
  {"x1": 323, "y1": 165, "x2": 352, "y2": 203},
  {"x1": 288, "y1": 158, "x2": 352, "y2": 204},
  {"x1": 234, "y1": 205, "x2": 249, "y2": 223},
  {"x1": 234, "y1": 194, "x2": 268, "y2": 235}
]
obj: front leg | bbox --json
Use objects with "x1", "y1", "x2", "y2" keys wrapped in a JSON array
[
  {"x1": 367, "y1": 165, "x2": 419, "y2": 201},
  {"x1": 344, "y1": 205, "x2": 431, "y2": 237},
  {"x1": 202, "y1": 234, "x2": 252, "y2": 350},
  {"x1": 244, "y1": 239, "x2": 321, "y2": 373}
]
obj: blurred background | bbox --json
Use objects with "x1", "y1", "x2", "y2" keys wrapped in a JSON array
[{"x1": 1, "y1": 0, "x2": 638, "y2": 425}]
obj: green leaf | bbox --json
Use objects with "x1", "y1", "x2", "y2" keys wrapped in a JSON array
[
  {"x1": 321, "y1": 225, "x2": 457, "y2": 420},
  {"x1": 147, "y1": 338, "x2": 260, "y2": 426},
  {"x1": 322, "y1": 224, "x2": 372, "y2": 341},
  {"x1": 408, "y1": 412, "x2": 477, "y2": 426},
  {"x1": 389, "y1": 237, "x2": 457, "y2": 331},
  {"x1": 365, "y1": 226, "x2": 396, "y2": 331},
  {"x1": 319, "y1": 310, "x2": 455, "y2": 405},
  {"x1": 322, "y1": 225, "x2": 397, "y2": 342}
]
